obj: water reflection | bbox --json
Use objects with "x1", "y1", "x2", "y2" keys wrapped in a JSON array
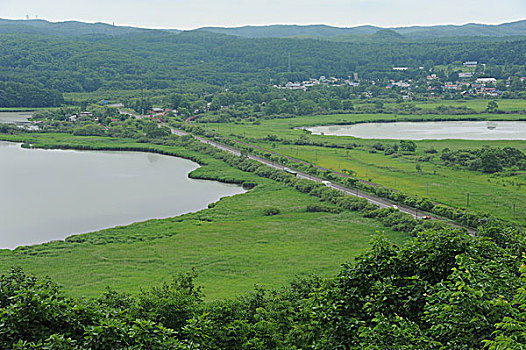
[{"x1": 0, "y1": 142, "x2": 245, "y2": 249}]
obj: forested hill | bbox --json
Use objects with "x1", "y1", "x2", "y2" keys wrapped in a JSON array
[
  {"x1": 197, "y1": 24, "x2": 379, "y2": 38},
  {"x1": 198, "y1": 20, "x2": 526, "y2": 39},
  {"x1": 0, "y1": 18, "x2": 157, "y2": 37},
  {"x1": 0, "y1": 30, "x2": 524, "y2": 94}
]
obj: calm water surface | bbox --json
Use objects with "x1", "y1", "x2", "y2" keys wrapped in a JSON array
[
  {"x1": 305, "y1": 121, "x2": 526, "y2": 140},
  {"x1": 0, "y1": 142, "x2": 245, "y2": 249},
  {"x1": 0, "y1": 111, "x2": 33, "y2": 124}
]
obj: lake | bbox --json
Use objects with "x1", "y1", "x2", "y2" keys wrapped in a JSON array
[
  {"x1": 304, "y1": 121, "x2": 526, "y2": 140},
  {"x1": 0, "y1": 111, "x2": 33, "y2": 125},
  {"x1": 0, "y1": 142, "x2": 245, "y2": 249}
]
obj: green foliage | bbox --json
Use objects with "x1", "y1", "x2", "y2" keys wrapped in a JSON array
[
  {"x1": 133, "y1": 270, "x2": 203, "y2": 335},
  {"x1": 487, "y1": 100, "x2": 499, "y2": 113},
  {"x1": 441, "y1": 146, "x2": 526, "y2": 173},
  {"x1": 72, "y1": 123, "x2": 106, "y2": 136},
  {"x1": 0, "y1": 267, "x2": 183, "y2": 349},
  {"x1": 484, "y1": 259, "x2": 526, "y2": 350},
  {"x1": 0, "y1": 31, "x2": 524, "y2": 96},
  {"x1": 306, "y1": 204, "x2": 331, "y2": 212},
  {"x1": 263, "y1": 207, "x2": 280, "y2": 216},
  {"x1": 0, "y1": 81, "x2": 63, "y2": 107},
  {"x1": 400, "y1": 140, "x2": 417, "y2": 153},
  {"x1": 1, "y1": 225, "x2": 525, "y2": 348}
]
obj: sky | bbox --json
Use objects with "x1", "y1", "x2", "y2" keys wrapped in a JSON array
[{"x1": 0, "y1": 0, "x2": 524, "y2": 29}]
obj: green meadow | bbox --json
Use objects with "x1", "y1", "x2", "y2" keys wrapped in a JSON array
[
  {"x1": 0, "y1": 134, "x2": 406, "y2": 299},
  {"x1": 394, "y1": 99, "x2": 526, "y2": 112},
  {"x1": 199, "y1": 111, "x2": 526, "y2": 225}
]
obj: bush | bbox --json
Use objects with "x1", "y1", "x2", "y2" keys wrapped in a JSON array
[
  {"x1": 263, "y1": 207, "x2": 280, "y2": 216},
  {"x1": 306, "y1": 204, "x2": 329, "y2": 212}
]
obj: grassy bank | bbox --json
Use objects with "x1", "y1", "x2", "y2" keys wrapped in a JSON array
[
  {"x1": 385, "y1": 98, "x2": 526, "y2": 113},
  {"x1": 0, "y1": 108, "x2": 42, "y2": 112},
  {"x1": 0, "y1": 133, "x2": 407, "y2": 299}
]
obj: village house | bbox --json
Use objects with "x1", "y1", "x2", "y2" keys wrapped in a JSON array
[
  {"x1": 463, "y1": 61, "x2": 478, "y2": 67},
  {"x1": 284, "y1": 82, "x2": 307, "y2": 91},
  {"x1": 476, "y1": 77, "x2": 497, "y2": 85},
  {"x1": 393, "y1": 81, "x2": 411, "y2": 88},
  {"x1": 150, "y1": 107, "x2": 164, "y2": 114}
]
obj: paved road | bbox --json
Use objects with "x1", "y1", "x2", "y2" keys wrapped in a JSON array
[{"x1": 167, "y1": 126, "x2": 458, "y2": 223}]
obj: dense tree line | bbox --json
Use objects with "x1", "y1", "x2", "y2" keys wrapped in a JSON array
[
  {"x1": 441, "y1": 146, "x2": 526, "y2": 173},
  {"x1": 0, "y1": 81, "x2": 63, "y2": 107}
]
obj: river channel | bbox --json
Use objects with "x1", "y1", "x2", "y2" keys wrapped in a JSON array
[{"x1": 0, "y1": 142, "x2": 245, "y2": 249}]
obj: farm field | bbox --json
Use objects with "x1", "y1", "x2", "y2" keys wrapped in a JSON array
[
  {"x1": 0, "y1": 134, "x2": 406, "y2": 299},
  {"x1": 198, "y1": 112, "x2": 526, "y2": 225}
]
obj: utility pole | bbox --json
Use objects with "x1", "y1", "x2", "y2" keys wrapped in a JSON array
[
  {"x1": 467, "y1": 192, "x2": 470, "y2": 207},
  {"x1": 513, "y1": 202, "x2": 516, "y2": 220}
]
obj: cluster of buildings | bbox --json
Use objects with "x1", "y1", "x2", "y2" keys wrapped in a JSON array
[
  {"x1": 276, "y1": 76, "x2": 360, "y2": 91},
  {"x1": 275, "y1": 59, "x2": 520, "y2": 98},
  {"x1": 136, "y1": 108, "x2": 174, "y2": 120},
  {"x1": 431, "y1": 77, "x2": 501, "y2": 96}
]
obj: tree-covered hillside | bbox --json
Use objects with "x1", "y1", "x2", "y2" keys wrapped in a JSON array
[
  {"x1": 0, "y1": 18, "x2": 155, "y2": 37},
  {"x1": 0, "y1": 30, "x2": 524, "y2": 95}
]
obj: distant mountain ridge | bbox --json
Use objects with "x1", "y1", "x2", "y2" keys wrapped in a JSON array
[
  {"x1": 0, "y1": 18, "x2": 524, "y2": 39},
  {"x1": 198, "y1": 20, "x2": 526, "y2": 39},
  {"x1": 196, "y1": 24, "x2": 380, "y2": 38},
  {"x1": 0, "y1": 18, "x2": 157, "y2": 37}
]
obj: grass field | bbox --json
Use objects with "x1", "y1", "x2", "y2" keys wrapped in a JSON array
[
  {"x1": 0, "y1": 134, "x2": 407, "y2": 299},
  {"x1": 347, "y1": 99, "x2": 526, "y2": 114},
  {"x1": 393, "y1": 99, "x2": 526, "y2": 113},
  {"x1": 263, "y1": 143, "x2": 525, "y2": 224},
  {"x1": 198, "y1": 112, "x2": 526, "y2": 225},
  {"x1": 0, "y1": 107, "x2": 43, "y2": 112}
]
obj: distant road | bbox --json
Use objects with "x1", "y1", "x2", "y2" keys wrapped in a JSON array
[{"x1": 167, "y1": 125, "x2": 474, "y2": 233}]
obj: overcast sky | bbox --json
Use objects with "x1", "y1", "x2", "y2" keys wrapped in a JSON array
[{"x1": 1, "y1": 0, "x2": 524, "y2": 29}]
